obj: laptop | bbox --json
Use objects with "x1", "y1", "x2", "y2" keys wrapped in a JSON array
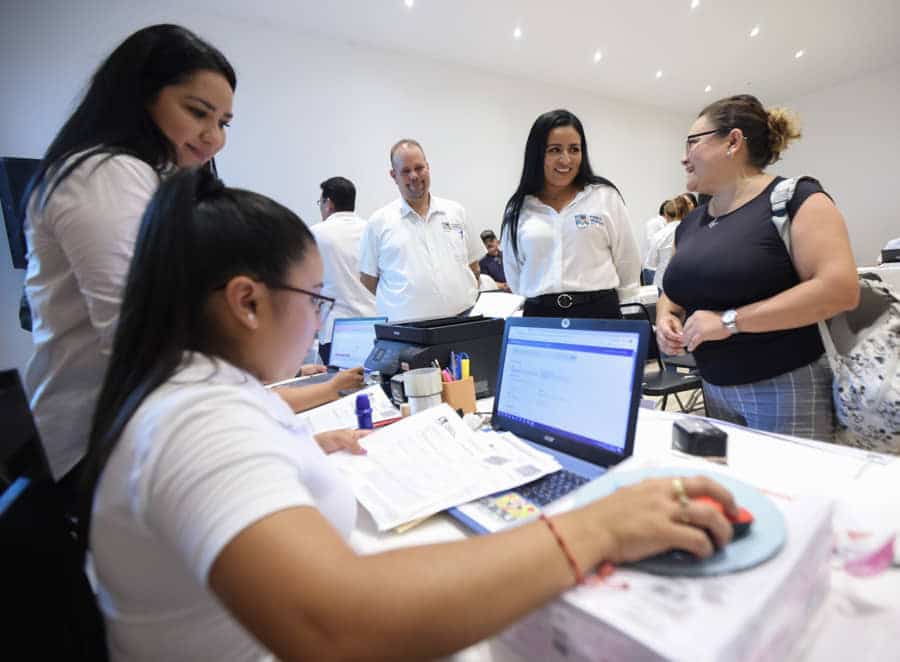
[
  {"x1": 301, "y1": 316, "x2": 388, "y2": 385},
  {"x1": 447, "y1": 317, "x2": 649, "y2": 534}
]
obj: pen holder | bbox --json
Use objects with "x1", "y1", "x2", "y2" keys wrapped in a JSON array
[{"x1": 442, "y1": 376, "x2": 476, "y2": 414}]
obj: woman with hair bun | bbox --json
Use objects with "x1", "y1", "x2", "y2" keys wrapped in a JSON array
[{"x1": 658, "y1": 94, "x2": 858, "y2": 439}]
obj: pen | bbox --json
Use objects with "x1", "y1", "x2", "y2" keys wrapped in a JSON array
[
  {"x1": 442, "y1": 368, "x2": 454, "y2": 382},
  {"x1": 373, "y1": 416, "x2": 403, "y2": 428},
  {"x1": 461, "y1": 358, "x2": 470, "y2": 380}
]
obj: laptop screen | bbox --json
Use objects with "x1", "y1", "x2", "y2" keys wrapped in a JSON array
[
  {"x1": 493, "y1": 318, "x2": 648, "y2": 466},
  {"x1": 329, "y1": 317, "x2": 387, "y2": 369}
]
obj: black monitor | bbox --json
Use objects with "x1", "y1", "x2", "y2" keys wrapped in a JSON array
[{"x1": 0, "y1": 157, "x2": 41, "y2": 270}]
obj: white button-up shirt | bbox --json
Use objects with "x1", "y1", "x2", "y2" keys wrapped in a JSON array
[
  {"x1": 310, "y1": 212, "x2": 377, "y2": 341},
  {"x1": 359, "y1": 195, "x2": 484, "y2": 322},
  {"x1": 24, "y1": 152, "x2": 160, "y2": 478},
  {"x1": 645, "y1": 220, "x2": 681, "y2": 291},
  {"x1": 500, "y1": 183, "x2": 640, "y2": 299}
]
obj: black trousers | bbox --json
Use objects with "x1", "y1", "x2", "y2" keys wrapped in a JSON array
[{"x1": 523, "y1": 290, "x2": 622, "y2": 319}]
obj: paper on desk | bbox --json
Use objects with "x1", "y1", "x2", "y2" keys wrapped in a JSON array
[
  {"x1": 329, "y1": 404, "x2": 561, "y2": 531},
  {"x1": 295, "y1": 385, "x2": 399, "y2": 434},
  {"x1": 468, "y1": 291, "x2": 525, "y2": 319}
]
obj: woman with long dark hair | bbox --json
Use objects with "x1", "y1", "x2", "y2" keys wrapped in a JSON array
[
  {"x1": 85, "y1": 169, "x2": 737, "y2": 660},
  {"x1": 22, "y1": 24, "x2": 236, "y2": 485},
  {"x1": 501, "y1": 109, "x2": 640, "y2": 318}
]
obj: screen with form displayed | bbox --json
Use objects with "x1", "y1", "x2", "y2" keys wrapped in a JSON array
[
  {"x1": 328, "y1": 317, "x2": 386, "y2": 369},
  {"x1": 495, "y1": 325, "x2": 639, "y2": 455}
]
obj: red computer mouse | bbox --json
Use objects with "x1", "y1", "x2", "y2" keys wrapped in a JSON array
[{"x1": 693, "y1": 496, "x2": 754, "y2": 539}]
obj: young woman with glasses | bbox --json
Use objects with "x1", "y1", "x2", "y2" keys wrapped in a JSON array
[{"x1": 83, "y1": 169, "x2": 738, "y2": 661}]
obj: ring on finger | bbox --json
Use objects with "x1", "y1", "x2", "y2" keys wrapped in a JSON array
[{"x1": 671, "y1": 478, "x2": 690, "y2": 509}]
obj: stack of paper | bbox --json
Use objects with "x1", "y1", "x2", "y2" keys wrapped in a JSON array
[
  {"x1": 295, "y1": 385, "x2": 399, "y2": 434},
  {"x1": 328, "y1": 404, "x2": 561, "y2": 530}
]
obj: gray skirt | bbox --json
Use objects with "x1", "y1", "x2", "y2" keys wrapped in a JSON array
[{"x1": 703, "y1": 356, "x2": 834, "y2": 441}]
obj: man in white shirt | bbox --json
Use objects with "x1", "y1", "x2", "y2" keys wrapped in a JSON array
[
  {"x1": 360, "y1": 140, "x2": 484, "y2": 321},
  {"x1": 641, "y1": 202, "x2": 667, "y2": 286},
  {"x1": 310, "y1": 176, "x2": 376, "y2": 363}
]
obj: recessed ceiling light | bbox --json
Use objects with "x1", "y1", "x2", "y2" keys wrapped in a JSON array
[
  {"x1": 593, "y1": 49, "x2": 603, "y2": 63},
  {"x1": 749, "y1": 25, "x2": 760, "y2": 37},
  {"x1": 795, "y1": 49, "x2": 805, "y2": 59},
  {"x1": 655, "y1": 70, "x2": 663, "y2": 79},
  {"x1": 513, "y1": 26, "x2": 523, "y2": 40},
  {"x1": 704, "y1": 84, "x2": 712, "y2": 92},
  {"x1": 404, "y1": 0, "x2": 413, "y2": 7},
  {"x1": 690, "y1": 0, "x2": 700, "y2": 9}
]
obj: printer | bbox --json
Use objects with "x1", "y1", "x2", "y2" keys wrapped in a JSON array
[{"x1": 364, "y1": 315, "x2": 504, "y2": 402}]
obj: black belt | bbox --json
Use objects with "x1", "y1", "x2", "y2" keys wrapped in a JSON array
[{"x1": 525, "y1": 289, "x2": 617, "y2": 310}]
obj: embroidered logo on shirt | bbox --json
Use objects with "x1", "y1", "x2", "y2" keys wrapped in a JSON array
[
  {"x1": 442, "y1": 221, "x2": 465, "y2": 240},
  {"x1": 574, "y1": 214, "x2": 603, "y2": 229}
]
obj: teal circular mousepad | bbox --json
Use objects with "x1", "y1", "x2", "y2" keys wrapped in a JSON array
[{"x1": 581, "y1": 467, "x2": 786, "y2": 576}]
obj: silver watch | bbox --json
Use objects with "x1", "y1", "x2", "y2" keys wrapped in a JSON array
[{"x1": 721, "y1": 309, "x2": 739, "y2": 335}]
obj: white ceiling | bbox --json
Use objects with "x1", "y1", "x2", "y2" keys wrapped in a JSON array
[{"x1": 204, "y1": 0, "x2": 900, "y2": 113}]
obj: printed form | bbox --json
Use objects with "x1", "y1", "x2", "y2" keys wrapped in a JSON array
[
  {"x1": 295, "y1": 385, "x2": 399, "y2": 433},
  {"x1": 329, "y1": 404, "x2": 561, "y2": 530}
]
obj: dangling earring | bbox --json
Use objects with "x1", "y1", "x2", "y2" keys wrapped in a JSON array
[{"x1": 248, "y1": 312, "x2": 256, "y2": 322}]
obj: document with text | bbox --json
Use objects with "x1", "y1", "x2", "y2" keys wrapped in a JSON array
[
  {"x1": 328, "y1": 404, "x2": 561, "y2": 531},
  {"x1": 295, "y1": 385, "x2": 399, "y2": 434}
]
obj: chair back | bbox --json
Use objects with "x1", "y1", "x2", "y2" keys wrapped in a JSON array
[{"x1": 0, "y1": 369, "x2": 108, "y2": 660}]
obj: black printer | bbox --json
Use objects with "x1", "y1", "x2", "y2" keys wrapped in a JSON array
[{"x1": 364, "y1": 315, "x2": 504, "y2": 400}]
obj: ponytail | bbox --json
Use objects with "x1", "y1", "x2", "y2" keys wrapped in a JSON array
[{"x1": 78, "y1": 170, "x2": 315, "y2": 548}]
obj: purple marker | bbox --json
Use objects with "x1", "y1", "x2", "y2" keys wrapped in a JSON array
[{"x1": 355, "y1": 393, "x2": 373, "y2": 430}]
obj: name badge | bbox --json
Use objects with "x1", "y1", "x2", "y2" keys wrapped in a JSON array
[{"x1": 442, "y1": 221, "x2": 465, "y2": 240}]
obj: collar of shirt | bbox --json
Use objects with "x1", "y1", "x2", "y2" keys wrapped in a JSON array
[
  {"x1": 326, "y1": 211, "x2": 361, "y2": 223},
  {"x1": 399, "y1": 194, "x2": 446, "y2": 222},
  {"x1": 522, "y1": 183, "x2": 597, "y2": 214}
]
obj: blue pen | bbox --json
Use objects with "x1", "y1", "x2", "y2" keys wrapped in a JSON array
[{"x1": 450, "y1": 351, "x2": 457, "y2": 380}]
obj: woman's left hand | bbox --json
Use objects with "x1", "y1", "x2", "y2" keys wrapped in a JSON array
[
  {"x1": 314, "y1": 429, "x2": 371, "y2": 455},
  {"x1": 300, "y1": 364, "x2": 328, "y2": 376},
  {"x1": 682, "y1": 310, "x2": 730, "y2": 352}
]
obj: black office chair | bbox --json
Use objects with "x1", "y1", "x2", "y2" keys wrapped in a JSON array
[
  {"x1": 619, "y1": 303, "x2": 705, "y2": 414},
  {"x1": 0, "y1": 369, "x2": 108, "y2": 660}
]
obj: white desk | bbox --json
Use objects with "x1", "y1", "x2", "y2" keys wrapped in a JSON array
[{"x1": 349, "y1": 408, "x2": 900, "y2": 662}]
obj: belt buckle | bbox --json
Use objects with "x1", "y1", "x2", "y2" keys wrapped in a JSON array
[{"x1": 556, "y1": 293, "x2": 574, "y2": 309}]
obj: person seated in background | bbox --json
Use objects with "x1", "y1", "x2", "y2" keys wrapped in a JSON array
[
  {"x1": 310, "y1": 176, "x2": 376, "y2": 363},
  {"x1": 360, "y1": 139, "x2": 484, "y2": 321},
  {"x1": 642, "y1": 201, "x2": 667, "y2": 285},
  {"x1": 83, "y1": 168, "x2": 737, "y2": 661},
  {"x1": 501, "y1": 109, "x2": 640, "y2": 319},
  {"x1": 658, "y1": 94, "x2": 859, "y2": 440},
  {"x1": 645, "y1": 196, "x2": 689, "y2": 293},
  {"x1": 477, "y1": 229, "x2": 510, "y2": 291}
]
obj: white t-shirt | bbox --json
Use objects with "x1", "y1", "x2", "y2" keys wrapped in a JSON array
[
  {"x1": 310, "y1": 212, "x2": 377, "y2": 341},
  {"x1": 91, "y1": 352, "x2": 357, "y2": 662},
  {"x1": 24, "y1": 152, "x2": 160, "y2": 479},
  {"x1": 642, "y1": 214, "x2": 666, "y2": 264},
  {"x1": 500, "y1": 184, "x2": 640, "y2": 299},
  {"x1": 645, "y1": 220, "x2": 681, "y2": 291},
  {"x1": 359, "y1": 195, "x2": 484, "y2": 322}
]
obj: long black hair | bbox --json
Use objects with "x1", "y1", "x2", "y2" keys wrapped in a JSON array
[
  {"x1": 501, "y1": 109, "x2": 620, "y2": 259},
  {"x1": 78, "y1": 169, "x2": 316, "y2": 547},
  {"x1": 24, "y1": 24, "x2": 235, "y2": 211}
]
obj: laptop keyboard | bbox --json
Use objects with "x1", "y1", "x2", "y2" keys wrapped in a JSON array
[{"x1": 478, "y1": 470, "x2": 590, "y2": 524}]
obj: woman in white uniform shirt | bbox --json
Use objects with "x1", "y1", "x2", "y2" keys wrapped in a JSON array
[
  {"x1": 22, "y1": 25, "x2": 235, "y2": 490},
  {"x1": 501, "y1": 109, "x2": 640, "y2": 318},
  {"x1": 84, "y1": 169, "x2": 737, "y2": 661}
]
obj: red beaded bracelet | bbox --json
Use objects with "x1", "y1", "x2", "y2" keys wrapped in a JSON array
[{"x1": 540, "y1": 513, "x2": 585, "y2": 585}]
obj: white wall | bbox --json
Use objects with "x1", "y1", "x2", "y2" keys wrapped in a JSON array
[
  {"x1": 0, "y1": 0, "x2": 692, "y2": 375},
  {"x1": 778, "y1": 63, "x2": 900, "y2": 266}
]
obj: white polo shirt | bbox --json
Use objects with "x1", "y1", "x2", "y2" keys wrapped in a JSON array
[
  {"x1": 24, "y1": 151, "x2": 160, "y2": 479},
  {"x1": 500, "y1": 183, "x2": 640, "y2": 299},
  {"x1": 642, "y1": 214, "x2": 666, "y2": 263},
  {"x1": 91, "y1": 352, "x2": 356, "y2": 661},
  {"x1": 310, "y1": 212, "x2": 377, "y2": 341},
  {"x1": 359, "y1": 195, "x2": 484, "y2": 322}
]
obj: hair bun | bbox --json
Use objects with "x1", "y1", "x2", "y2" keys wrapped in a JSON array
[
  {"x1": 194, "y1": 168, "x2": 226, "y2": 202},
  {"x1": 765, "y1": 107, "x2": 802, "y2": 165}
]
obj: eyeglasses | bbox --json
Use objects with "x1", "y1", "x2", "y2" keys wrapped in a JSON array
[
  {"x1": 271, "y1": 284, "x2": 336, "y2": 320},
  {"x1": 316, "y1": 198, "x2": 326, "y2": 206},
  {"x1": 684, "y1": 129, "x2": 721, "y2": 155}
]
